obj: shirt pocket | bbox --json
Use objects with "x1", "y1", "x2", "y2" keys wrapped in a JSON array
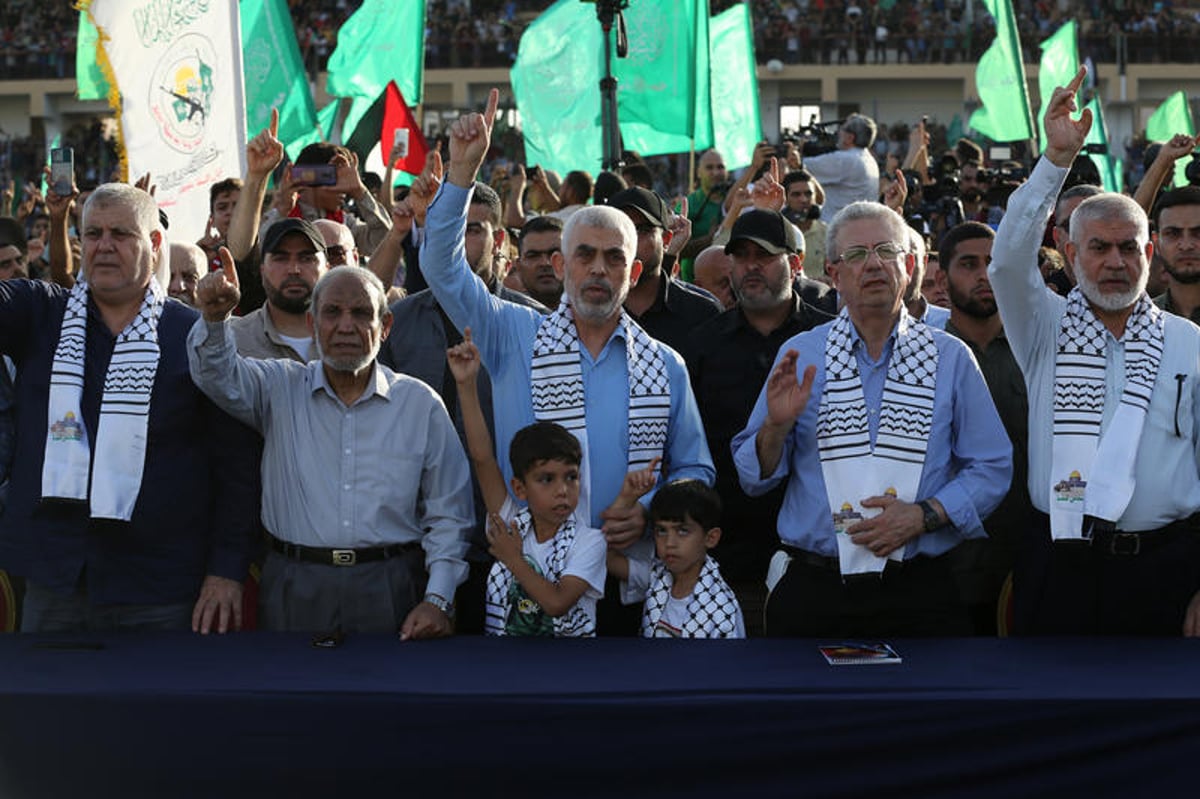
[{"x1": 1147, "y1": 371, "x2": 1193, "y2": 440}]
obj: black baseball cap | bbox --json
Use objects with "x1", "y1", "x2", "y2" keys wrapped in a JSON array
[
  {"x1": 724, "y1": 209, "x2": 801, "y2": 255},
  {"x1": 608, "y1": 187, "x2": 669, "y2": 228},
  {"x1": 261, "y1": 218, "x2": 325, "y2": 256}
]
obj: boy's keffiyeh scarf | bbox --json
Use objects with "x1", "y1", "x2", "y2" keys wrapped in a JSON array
[
  {"x1": 530, "y1": 301, "x2": 670, "y2": 521},
  {"x1": 41, "y1": 276, "x2": 165, "y2": 521},
  {"x1": 1049, "y1": 288, "x2": 1163, "y2": 539},
  {"x1": 640, "y1": 556, "x2": 740, "y2": 638},
  {"x1": 484, "y1": 507, "x2": 594, "y2": 637},
  {"x1": 816, "y1": 310, "x2": 938, "y2": 574}
]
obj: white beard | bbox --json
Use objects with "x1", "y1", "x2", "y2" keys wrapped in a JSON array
[{"x1": 1073, "y1": 263, "x2": 1148, "y2": 313}]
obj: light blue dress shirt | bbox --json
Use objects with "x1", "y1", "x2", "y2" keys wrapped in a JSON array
[
  {"x1": 732, "y1": 318, "x2": 1012, "y2": 558},
  {"x1": 421, "y1": 182, "x2": 715, "y2": 527},
  {"x1": 188, "y1": 319, "x2": 473, "y2": 601},
  {"x1": 989, "y1": 158, "x2": 1200, "y2": 530}
]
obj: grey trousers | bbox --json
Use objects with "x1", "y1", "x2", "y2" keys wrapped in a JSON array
[{"x1": 258, "y1": 548, "x2": 425, "y2": 633}]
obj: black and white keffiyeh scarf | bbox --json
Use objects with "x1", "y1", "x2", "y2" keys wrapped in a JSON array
[
  {"x1": 41, "y1": 276, "x2": 165, "y2": 521},
  {"x1": 484, "y1": 507, "x2": 595, "y2": 637},
  {"x1": 530, "y1": 301, "x2": 670, "y2": 521},
  {"x1": 816, "y1": 309, "x2": 939, "y2": 574},
  {"x1": 640, "y1": 556, "x2": 741, "y2": 638},
  {"x1": 1049, "y1": 288, "x2": 1163, "y2": 539}
]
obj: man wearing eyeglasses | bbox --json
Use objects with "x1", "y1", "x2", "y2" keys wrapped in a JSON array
[
  {"x1": 732, "y1": 200, "x2": 1012, "y2": 637},
  {"x1": 229, "y1": 219, "x2": 328, "y2": 362}
]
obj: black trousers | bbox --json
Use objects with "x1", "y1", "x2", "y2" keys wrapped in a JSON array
[
  {"x1": 1014, "y1": 511, "x2": 1200, "y2": 636},
  {"x1": 765, "y1": 551, "x2": 970, "y2": 638}
]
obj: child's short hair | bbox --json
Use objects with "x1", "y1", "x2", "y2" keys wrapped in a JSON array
[
  {"x1": 649, "y1": 479, "x2": 722, "y2": 531},
  {"x1": 508, "y1": 422, "x2": 582, "y2": 478}
]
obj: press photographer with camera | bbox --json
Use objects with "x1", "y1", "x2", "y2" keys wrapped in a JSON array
[{"x1": 799, "y1": 113, "x2": 879, "y2": 223}]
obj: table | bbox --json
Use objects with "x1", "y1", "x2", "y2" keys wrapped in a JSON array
[{"x1": 1, "y1": 634, "x2": 1197, "y2": 797}]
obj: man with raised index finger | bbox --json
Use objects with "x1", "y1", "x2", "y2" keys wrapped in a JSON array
[{"x1": 189, "y1": 250, "x2": 473, "y2": 637}]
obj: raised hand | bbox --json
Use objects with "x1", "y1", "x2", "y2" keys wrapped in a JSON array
[
  {"x1": 619, "y1": 455, "x2": 661, "y2": 504},
  {"x1": 247, "y1": 107, "x2": 284, "y2": 179},
  {"x1": 665, "y1": 196, "x2": 692, "y2": 257},
  {"x1": 882, "y1": 168, "x2": 908, "y2": 214},
  {"x1": 446, "y1": 326, "x2": 481, "y2": 385},
  {"x1": 332, "y1": 149, "x2": 366, "y2": 198},
  {"x1": 407, "y1": 150, "x2": 444, "y2": 225},
  {"x1": 765, "y1": 350, "x2": 816, "y2": 429},
  {"x1": 1043, "y1": 66, "x2": 1093, "y2": 168},
  {"x1": 750, "y1": 157, "x2": 785, "y2": 212},
  {"x1": 196, "y1": 245, "x2": 241, "y2": 322},
  {"x1": 447, "y1": 88, "x2": 499, "y2": 187}
]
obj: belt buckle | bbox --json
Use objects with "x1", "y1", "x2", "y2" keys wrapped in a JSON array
[
  {"x1": 1108, "y1": 533, "x2": 1141, "y2": 557},
  {"x1": 331, "y1": 549, "x2": 357, "y2": 566}
]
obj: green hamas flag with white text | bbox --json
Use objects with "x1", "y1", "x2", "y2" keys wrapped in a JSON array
[
  {"x1": 510, "y1": 0, "x2": 604, "y2": 176},
  {"x1": 709, "y1": 2, "x2": 760, "y2": 169},
  {"x1": 242, "y1": 0, "x2": 317, "y2": 148},
  {"x1": 1147, "y1": 91, "x2": 1196, "y2": 190},
  {"x1": 326, "y1": 0, "x2": 426, "y2": 105},
  {"x1": 970, "y1": 0, "x2": 1033, "y2": 142},
  {"x1": 614, "y1": 0, "x2": 712, "y2": 156},
  {"x1": 1084, "y1": 97, "x2": 1121, "y2": 193},
  {"x1": 1037, "y1": 21, "x2": 1077, "y2": 155}
]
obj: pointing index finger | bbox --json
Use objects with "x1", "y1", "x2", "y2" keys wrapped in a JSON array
[
  {"x1": 217, "y1": 246, "x2": 240, "y2": 288},
  {"x1": 1065, "y1": 65, "x2": 1087, "y2": 95},
  {"x1": 269, "y1": 107, "x2": 279, "y2": 138},
  {"x1": 484, "y1": 88, "x2": 499, "y2": 129}
]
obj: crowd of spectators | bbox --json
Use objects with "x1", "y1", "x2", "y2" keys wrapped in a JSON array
[{"x1": 6, "y1": 0, "x2": 1200, "y2": 81}]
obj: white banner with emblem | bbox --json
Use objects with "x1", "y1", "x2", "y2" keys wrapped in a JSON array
[{"x1": 85, "y1": 0, "x2": 247, "y2": 243}]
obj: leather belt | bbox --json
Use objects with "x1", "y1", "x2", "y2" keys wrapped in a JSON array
[{"x1": 269, "y1": 535, "x2": 420, "y2": 567}]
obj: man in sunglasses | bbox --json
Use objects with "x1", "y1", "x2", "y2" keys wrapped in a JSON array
[
  {"x1": 314, "y1": 219, "x2": 359, "y2": 269},
  {"x1": 733, "y1": 200, "x2": 1012, "y2": 638}
]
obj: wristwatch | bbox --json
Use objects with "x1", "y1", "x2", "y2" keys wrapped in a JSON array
[
  {"x1": 423, "y1": 593, "x2": 455, "y2": 618},
  {"x1": 917, "y1": 500, "x2": 941, "y2": 532}
]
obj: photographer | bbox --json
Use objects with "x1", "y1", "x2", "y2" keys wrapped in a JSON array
[
  {"x1": 801, "y1": 113, "x2": 880, "y2": 222},
  {"x1": 681, "y1": 149, "x2": 730, "y2": 262}
]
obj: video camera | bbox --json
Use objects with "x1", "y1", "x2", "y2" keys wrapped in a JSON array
[{"x1": 797, "y1": 119, "x2": 845, "y2": 157}]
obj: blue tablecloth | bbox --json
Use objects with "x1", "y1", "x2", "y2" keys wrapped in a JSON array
[{"x1": 0, "y1": 634, "x2": 1197, "y2": 797}]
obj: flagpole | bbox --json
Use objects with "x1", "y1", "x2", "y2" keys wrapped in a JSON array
[{"x1": 688, "y1": 141, "x2": 696, "y2": 194}]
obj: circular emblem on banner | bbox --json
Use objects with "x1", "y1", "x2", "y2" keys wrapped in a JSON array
[{"x1": 147, "y1": 33, "x2": 216, "y2": 154}]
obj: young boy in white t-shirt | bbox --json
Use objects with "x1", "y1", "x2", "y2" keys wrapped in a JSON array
[
  {"x1": 448, "y1": 329, "x2": 606, "y2": 636},
  {"x1": 609, "y1": 479, "x2": 745, "y2": 638}
]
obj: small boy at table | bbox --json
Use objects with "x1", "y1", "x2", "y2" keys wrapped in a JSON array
[
  {"x1": 448, "y1": 330, "x2": 606, "y2": 636},
  {"x1": 608, "y1": 479, "x2": 745, "y2": 638}
]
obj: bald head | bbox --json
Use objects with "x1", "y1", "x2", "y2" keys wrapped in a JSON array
[
  {"x1": 168, "y1": 242, "x2": 206, "y2": 307},
  {"x1": 313, "y1": 219, "x2": 358, "y2": 268},
  {"x1": 692, "y1": 245, "x2": 734, "y2": 310}
]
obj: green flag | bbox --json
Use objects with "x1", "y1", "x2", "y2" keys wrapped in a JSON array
[
  {"x1": 1147, "y1": 91, "x2": 1196, "y2": 190},
  {"x1": 970, "y1": 0, "x2": 1033, "y2": 143},
  {"x1": 615, "y1": 0, "x2": 713, "y2": 157},
  {"x1": 242, "y1": 0, "x2": 318, "y2": 148},
  {"x1": 75, "y1": 12, "x2": 110, "y2": 101},
  {"x1": 1037, "y1": 21, "x2": 1077, "y2": 154},
  {"x1": 510, "y1": 0, "x2": 604, "y2": 176},
  {"x1": 708, "y1": 3, "x2": 760, "y2": 170},
  {"x1": 1083, "y1": 96, "x2": 1121, "y2": 192},
  {"x1": 326, "y1": 0, "x2": 426, "y2": 105},
  {"x1": 284, "y1": 101, "x2": 339, "y2": 161}
]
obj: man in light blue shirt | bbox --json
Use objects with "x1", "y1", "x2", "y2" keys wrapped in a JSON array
[
  {"x1": 417, "y1": 90, "x2": 714, "y2": 557},
  {"x1": 733, "y1": 199, "x2": 1011, "y2": 637}
]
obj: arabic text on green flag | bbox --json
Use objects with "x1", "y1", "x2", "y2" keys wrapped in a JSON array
[
  {"x1": 242, "y1": 0, "x2": 318, "y2": 148},
  {"x1": 326, "y1": 0, "x2": 426, "y2": 105},
  {"x1": 970, "y1": 0, "x2": 1033, "y2": 143},
  {"x1": 1147, "y1": 91, "x2": 1196, "y2": 190},
  {"x1": 708, "y1": 2, "x2": 760, "y2": 170}
]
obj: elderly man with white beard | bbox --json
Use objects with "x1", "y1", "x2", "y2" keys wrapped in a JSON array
[
  {"x1": 990, "y1": 67, "x2": 1200, "y2": 636},
  {"x1": 416, "y1": 90, "x2": 714, "y2": 618}
]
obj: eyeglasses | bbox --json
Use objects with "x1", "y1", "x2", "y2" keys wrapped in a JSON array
[{"x1": 835, "y1": 242, "x2": 905, "y2": 267}]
